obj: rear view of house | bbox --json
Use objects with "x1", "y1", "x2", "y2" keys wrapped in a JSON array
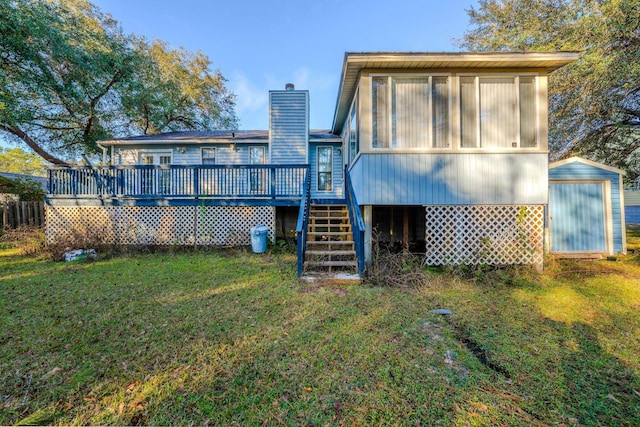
[{"x1": 46, "y1": 51, "x2": 580, "y2": 275}]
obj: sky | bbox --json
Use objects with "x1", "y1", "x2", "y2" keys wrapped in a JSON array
[{"x1": 90, "y1": 0, "x2": 479, "y2": 132}]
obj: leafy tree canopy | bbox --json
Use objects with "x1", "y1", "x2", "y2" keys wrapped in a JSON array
[
  {"x1": 459, "y1": 0, "x2": 640, "y2": 184},
  {"x1": 0, "y1": 147, "x2": 47, "y2": 176},
  {"x1": 0, "y1": 0, "x2": 237, "y2": 165}
]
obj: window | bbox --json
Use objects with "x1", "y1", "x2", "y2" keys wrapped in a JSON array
[
  {"x1": 249, "y1": 146, "x2": 265, "y2": 193},
  {"x1": 202, "y1": 148, "x2": 216, "y2": 164},
  {"x1": 317, "y1": 146, "x2": 332, "y2": 191},
  {"x1": 348, "y1": 96, "x2": 359, "y2": 164},
  {"x1": 372, "y1": 76, "x2": 450, "y2": 149},
  {"x1": 460, "y1": 76, "x2": 537, "y2": 148}
]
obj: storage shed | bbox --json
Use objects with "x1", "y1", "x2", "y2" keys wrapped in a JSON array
[
  {"x1": 548, "y1": 157, "x2": 626, "y2": 256},
  {"x1": 624, "y1": 191, "x2": 640, "y2": 225}
]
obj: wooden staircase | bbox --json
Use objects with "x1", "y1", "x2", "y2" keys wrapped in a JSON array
[{"x1": 303, "y1": 204, "x2": 358, "y2": 274}]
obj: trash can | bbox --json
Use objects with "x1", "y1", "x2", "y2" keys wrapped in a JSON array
[{"x1": 250, "y1": 225, "x2": 269, "y2": 253}]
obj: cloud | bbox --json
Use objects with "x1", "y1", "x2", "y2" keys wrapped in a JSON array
[
  {"x1": 230, "y1": 67, "x2": 338, "y2": 130},
  {"x1": 231, "y1": 71, "x2": 269, "y2": 129}
]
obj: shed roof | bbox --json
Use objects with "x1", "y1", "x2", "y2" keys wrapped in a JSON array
[
  {"x1": 549, "y1": 157, "x2": 626, "y2": 175},
  {"x1": 331, "y1": 51, "x2": 581, "y2": 133}
]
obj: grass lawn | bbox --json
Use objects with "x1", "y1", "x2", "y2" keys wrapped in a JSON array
[{"x1": 1, "y1": 230, "x2": 639, "y2": 426}]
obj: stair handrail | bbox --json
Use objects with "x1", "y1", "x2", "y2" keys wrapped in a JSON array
[
  {"x1": 345, "y1": 165, "x2": 366, "y2": 276},
  {"x1": 296, "y1": 166, "x2": 312, "y2": 276}
]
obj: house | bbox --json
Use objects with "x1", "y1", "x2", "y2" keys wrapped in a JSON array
[
  {"x1": 624, "y1": 191, "x2": 640, "y2": 225},
  {"x1": 46, "y1": 51, "x2": 580, "y2": 275}
]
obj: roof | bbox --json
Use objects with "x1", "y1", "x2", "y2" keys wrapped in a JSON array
[
  {"x1": 331, "y1": 51, "x2": 581, "y2": 133},
  {"x1": 549, "y1": 157, "x2": 626, "y2": 175},
  {"x1": 99, "y1": 130, "x2": 341, "y2": 145}
]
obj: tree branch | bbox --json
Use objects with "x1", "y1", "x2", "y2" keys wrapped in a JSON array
[{"x1": 0, "y1": 124, "x2": 68, "y2": 165}]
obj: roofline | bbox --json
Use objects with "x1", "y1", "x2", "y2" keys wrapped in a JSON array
[
  {"x1": 99, "y1": 139, "x2": 268, "y2": 146},
  {"x1": 331, "y1": 51, "x2": 581, "y2": 133},
  {"x1": 549, "y1": 156, "x2": 626, "y2": 175}
]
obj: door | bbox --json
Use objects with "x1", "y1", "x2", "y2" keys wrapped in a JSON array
[
  {"x1": 249, "y1": 146, "x2": 265, "y2": 193},
  {"x1": 549, "y1": 182, "x2": 607, "y2": 253},
  {"x1": 139, "y1": 152, "x2": 171, "y2": 194}
]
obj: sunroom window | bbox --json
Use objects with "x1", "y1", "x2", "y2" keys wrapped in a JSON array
[
  {"x1": 460, "y1": 76, "x2": 537, "y2": 149},
  {"x1": 372, "y1": 76, "x2": 449, "y2": 149}
]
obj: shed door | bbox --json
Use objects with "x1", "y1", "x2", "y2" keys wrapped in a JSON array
[{"x1": 550, "y1": 182, "x2": 607, "y2": 253}]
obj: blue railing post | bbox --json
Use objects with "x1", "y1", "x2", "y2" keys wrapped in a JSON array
[
  {"x1": 270, "y1": 167, "x2": 276, "y2": 198},
  {"x1": 193, "y1": 167, "x2": 200, "y2": 198},
  {"x1": 296, "y1": 166, "x2": 311, "y2": 277},
  {"x1": 345, "y1": 165, "x2": 366, "y2": 276}
]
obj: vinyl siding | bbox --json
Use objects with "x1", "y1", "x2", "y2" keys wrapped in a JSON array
[
  {"x1": 348, "y1": 153, "x2": 548, "y2": 205},
  {"x1": 113, "y1": 144, "x2": 268, "y2": 166},
  {"x1": 270, "y1": 91, "x2": 308, "y2": 164},
  {"x1": 309, "y1": 143, "x2": 343, "y2": 199},
  {"x1": 549, "y1": 161, "x2": 624, "y2": 253}
]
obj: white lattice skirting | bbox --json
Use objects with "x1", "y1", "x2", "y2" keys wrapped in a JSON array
[
  {"x1": 45, "y1": 206, "x2": 275, "y2": 246},
  {"x1": 424, "y1": 205, "x2": 544, "y2": 266}
]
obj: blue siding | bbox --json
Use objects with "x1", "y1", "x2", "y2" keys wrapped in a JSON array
[
  {"x1": 270, "y1": 91, "x2": 308, "y2": 164},
  {"x1": 626, "y1": 206, "x2": 640, "y2": 224},
  {"x1": 550, "y1": 183, "x2": 606, "y2": 252},
  {"x1": 549, "y1": 160, "x2": 624, "y2": 253},
  {"x1": 309, "y1": 143, "x2": 344, "y2": 199},
  {"x1": 115, "y1": 144, "x2": 268, "y2": 166},
  {"x1": 349, "y1": 153, "x2": 548, "y2": 205}
]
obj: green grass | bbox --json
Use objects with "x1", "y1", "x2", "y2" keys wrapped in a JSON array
[{"x1": 1, "y1": 231, "x2": 639, "y2": 426}]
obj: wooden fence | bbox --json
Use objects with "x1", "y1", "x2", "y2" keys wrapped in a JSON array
[{"x1": 1, "y1": 200, "x2": 45, "y2": 229}]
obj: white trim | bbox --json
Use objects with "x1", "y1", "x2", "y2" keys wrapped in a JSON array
[
  {"x1": 620, "y1": 175, "x2": 627, "y2": 254},
  {"x1": 549, "y1": 157, "x2": 626, "y2": 175}
]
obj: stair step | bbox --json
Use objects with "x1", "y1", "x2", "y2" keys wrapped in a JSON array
[
  {"x1": 305, "y1": 260, "x2": 358, "y2": 267},
  {"x1": 309, "y1": 216, "x2": 349, "y2": 221},
  {"x1": 305, "y1": 250, "x2": 356, "y2": 256},
  {"x1": 306, "y1": 240, "x2": 354, "y2": 246},
  {"x1": 308, "y1": 225, "x2": 351, "y2": 230},
  {"x1": 307, "y1": 231, "x2": 352, "y2": 236}
]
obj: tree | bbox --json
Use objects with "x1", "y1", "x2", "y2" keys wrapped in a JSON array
[
  {"x1": 0, "y1": 0, "x2": 237, "y2": 165},
  {"x1": 0, "y1": 147, "x2": 47, "y2": 176},
  {"x1": 459, "y1": 0, "x2": 640, "y2": 183}
]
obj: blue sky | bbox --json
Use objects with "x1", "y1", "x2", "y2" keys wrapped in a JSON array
[{"x1": 92, "y1": 0, "x2": 479, "y2": 131}]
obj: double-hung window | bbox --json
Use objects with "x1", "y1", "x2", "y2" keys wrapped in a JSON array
[
  {"x1": 202, "y1": 148, "x2": 216, "y2": 164},
  {"x1": 460, "y1": 76, "x2": 537, "y2": 149},
  {"x1": 372, "y1": 76, "x2": 450, "y2": 149}
]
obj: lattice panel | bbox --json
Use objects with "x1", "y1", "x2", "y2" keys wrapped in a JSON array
[
  {"x1": 46, "y1": 206, "x2": 117, "y2": 244},
  {"x1": 46, "y1": 206, "x2": 275, "y2": 247},
  {"x1": 424, "y1": 205, "x2": 544, "y2": 266},
  {"x1": 196, "y1": 206, "x2": 275, "y2": 246}
]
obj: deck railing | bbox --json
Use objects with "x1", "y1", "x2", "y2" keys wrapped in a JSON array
[
  {"x1": 296, "y1": 168, "x2": 312, "y2": 277},
  {"x1": 48, "y1": 165, "x2": 309, "y2": 200},
  {"x1": 345, "y1": 165, "x2": 366, "y2": 276}
]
